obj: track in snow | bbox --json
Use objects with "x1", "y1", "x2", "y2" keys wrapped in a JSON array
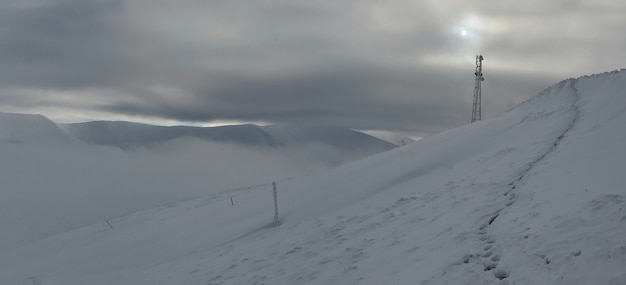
[{"x1": 468, "y1": 79, "x2": 583, "y2": 281}]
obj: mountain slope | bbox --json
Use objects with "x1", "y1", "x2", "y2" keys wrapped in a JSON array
[
  {"x1": 61, "y1": 121, "x2": 396, "y2": 150},
  {"x1": 0, "y1": 112, "x2": 74, "y2": 145},
  {"x1": 1, "y1": 70, "x2": 625, "y2": 284},
  {"x1": 60, "y1": 121, "x2": 279, "y2": 148},
  {"x1": 60, "y1": 120, "x2": 396, "y2": 167},
  {"x1": 0, "y1": 116, "x2": 395, "y2": 253},
  {"x1": 262, "y1": 123, "x2": 396, "y2": 150}
]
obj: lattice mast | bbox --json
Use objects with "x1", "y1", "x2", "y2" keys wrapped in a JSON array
[{"x1": 471, "y1": 54, "x2": 484, "y2": 123}]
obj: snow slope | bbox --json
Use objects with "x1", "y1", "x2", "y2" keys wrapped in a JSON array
[
  {"x1": 0, "y1": 115, "x2": 394, "y2": 253},
  {"x1": 0, "y1": 112, "x2": 74, "y2": 145},
  {"x1": 1, "y1": 70, "x2": 625, "y2": 284}
]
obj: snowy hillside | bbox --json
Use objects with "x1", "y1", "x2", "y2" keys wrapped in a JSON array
[
  {"x1": 0, "y1": 112, "x2": 74, "y2": 145},
  {"x1": 1, "y1": 70, "x2": 626, "y2": 284},
  {"x1": 0, "y1": 115, "x2": 394, "y2": 253}
]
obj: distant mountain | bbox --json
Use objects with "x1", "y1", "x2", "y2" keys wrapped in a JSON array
[
  {"x1": 0, "y1": 112, "x2": 395, "y2": 153},
  {"x1": 0, "y1": 112, "x2": 74, "y2": 145},
  {"x1": 60, "y1": 121, "x2": 397, "y2": 152},
  {"x1": 261, "y1": 123, "x2": 397, "y2": 152},
  {"x1": 60, "y1": 121, "x2": 279, "y2": 148}
]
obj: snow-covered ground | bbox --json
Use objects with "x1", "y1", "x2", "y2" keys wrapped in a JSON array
[
  {"x1": 1, "y1": 70, "x2": 625, "y2": 284},
  {"x1": 0, "y1": 118, "x2": 394, "y2": 253}
]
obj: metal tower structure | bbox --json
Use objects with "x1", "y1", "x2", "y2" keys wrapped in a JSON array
[{"x1": 471, "y1": 54, "x2": 484, "y2": 123}]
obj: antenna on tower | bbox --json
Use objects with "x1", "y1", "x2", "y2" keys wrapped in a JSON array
[{"x1": 471, "y1": 54, "x2": 484, "y2": 123}]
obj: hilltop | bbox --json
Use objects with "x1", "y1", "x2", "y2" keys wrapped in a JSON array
[{"x1": 1, "y1": 70, "x2": 625, "y2": 284}]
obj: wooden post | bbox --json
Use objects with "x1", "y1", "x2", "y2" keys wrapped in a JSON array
[{"x1": 273, "y1": 181, "x2": 279, "y2": 226}]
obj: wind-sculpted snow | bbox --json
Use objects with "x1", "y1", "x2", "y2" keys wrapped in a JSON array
[{"x1": 0, "y1": 70, "x2": 625, "y2": 284}]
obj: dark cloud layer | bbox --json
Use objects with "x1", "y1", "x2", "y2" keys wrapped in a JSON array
[
  {"x1": 1, "y1": 0, "x2": 624, "y2": 136},
  {"x1": 0, "y1": 0, "x2": 125, "y2": 88}
]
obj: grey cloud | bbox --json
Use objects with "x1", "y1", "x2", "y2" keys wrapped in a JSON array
[
  {"x1": 0, "y1": 0, "x2": 624, "y2": 136},
  {"x1": 101, "y1": 60, "x2": 552, "y2": 134},
  {"x1": 0, "y1": 0, "x2": 125, "y2": 89}
]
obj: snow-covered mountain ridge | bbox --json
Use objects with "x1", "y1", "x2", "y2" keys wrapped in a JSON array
[
  {"x1": 0, "y1": 112, "x2": 74, "y2": 145},
  {"x1": 1, "y1": 69, "x2": 625, "y2": 284},
  {"x1": 0, "y1": 112, "x2": 395, "y2": 151}
]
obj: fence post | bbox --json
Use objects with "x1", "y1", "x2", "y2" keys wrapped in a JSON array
[{"x1": 273, "y1": 181, "x2": 279, "y2": 226}]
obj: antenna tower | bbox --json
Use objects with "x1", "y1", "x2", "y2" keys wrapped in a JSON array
[{"x1": 471, "y1": 54, "x2": 484, "y2": 123}]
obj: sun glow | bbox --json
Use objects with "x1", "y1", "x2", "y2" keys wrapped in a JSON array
[
  {"x1": 454, "y1": 18, "x2": 478, "y2": 41},
  {"x1": 453, "y1": 14, "x2": 509, "y2": 43}
]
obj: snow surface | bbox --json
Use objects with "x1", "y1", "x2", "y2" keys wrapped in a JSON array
[
  {"x1": 0, "y1": 117, "x2": 393, "y2": 253},
  {"x1": 1, "y1": 70, "x2": 625, "y2": 284}
]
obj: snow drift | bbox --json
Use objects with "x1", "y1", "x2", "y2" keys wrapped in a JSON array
[{"x1": 1, "y1": 70, "x2": 625, "y2": 284}]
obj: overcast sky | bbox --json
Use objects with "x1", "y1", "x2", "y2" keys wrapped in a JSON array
[{"x1": 1, "y1": 0, "x2": 625, "y2": 137}]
